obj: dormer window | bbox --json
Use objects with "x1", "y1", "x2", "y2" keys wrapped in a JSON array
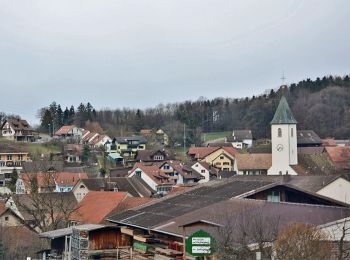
[{"x1": 278, "y1": 128, "x2": 282, "y2": 137}]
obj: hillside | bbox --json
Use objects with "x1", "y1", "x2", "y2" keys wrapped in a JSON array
[{"x1": 10, "y1": 74, "x2": 350, "y2": 147}]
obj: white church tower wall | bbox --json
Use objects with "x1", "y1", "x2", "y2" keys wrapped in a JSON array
[{"x1": 268, "y1": 95, "x2": 298, "y2": 175}]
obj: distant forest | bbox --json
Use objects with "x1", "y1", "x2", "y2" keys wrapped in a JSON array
[{"x1": 2, "y1": 75, "x2": 348, "y2": 144}]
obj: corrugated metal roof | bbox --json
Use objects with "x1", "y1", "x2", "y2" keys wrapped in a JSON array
[{"x1": 39, "y1": 224, "x2": 107, "y2": 239}]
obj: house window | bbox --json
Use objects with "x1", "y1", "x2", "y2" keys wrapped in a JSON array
[
  {"x1": 5, "y1": 216, "x2": 9, "y2": 221},
  {"x1": 7, "y1": 155, "x2": 12, "y2": 161},
  {"x1": 220, "y1": 156, "x2": 224, "y2": 160},
  {"x1": 154, "y1": 155, "x2": 164, "y2": 161},
  {"x1": 267, "y1": 191, "x2": 280, "y2": 202},
  {"x1": 201, "y1": 170, "x2": 205, "y2": 173},
  {"x1": 18, "y1": 155, "x2": 23, "y2": 161},
  {"x1": 278, "y1": 128, "x2": 282, "y2": 137},
  {"x1": 163, "y1": 165, "x2": 170, "y2": 170},
  {"x1": 223, "y1": 162, "x2": 229, "y2": 165},
  {"x1": 136, "y1": 170, "x2": 142, "y2": 177},
  {"x1": 291, "y1": 128, "x2": 293, "y2": 137}
]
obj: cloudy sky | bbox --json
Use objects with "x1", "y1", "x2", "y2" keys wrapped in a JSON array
[{"x1": 0, "y1": 0, "x2": 349, "y2": 124}]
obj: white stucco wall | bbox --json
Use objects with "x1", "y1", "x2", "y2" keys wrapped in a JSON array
[
  {"x1": 129, "y1": 168, "x2": 158, "y2": 192},
  {"x1": 191, "y1": 162, "x2": 209, "y2": 183},
  {"x1": 268, "y1": 124, "x2": 298, "y2": 175}
]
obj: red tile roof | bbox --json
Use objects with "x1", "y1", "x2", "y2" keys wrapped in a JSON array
[
  {"x1": 188, "y1": 146, "x2": 239, "y2": 160},
  {"x1": 132, "y1": 162, "x2": 173, "y2": 185},
  {"x1": 20, "y1": 172, "x2": 88, "y2": 189},
  {"x1": 222, "y1": 146, "x2": 240, "y2": 157},
  {"x1": 325, "y1": 146, "x2": 350, "y2": 169},
  {"x1": 55, "y1": 172, "x2": 88, "y2": 187},
  {"x1": 70, "y1": 191, "x2": 129, "y2": 224},
  {"x1": 187, "y1": 147, "x2": 220, "y2": 159},
  {"x1": 55, "y1": 125, "x2": 76, "y2": 135}
]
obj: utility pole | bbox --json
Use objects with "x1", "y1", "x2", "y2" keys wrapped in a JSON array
[{"x1": 183, "y1": 123, "x2": 186, "y2": 154}]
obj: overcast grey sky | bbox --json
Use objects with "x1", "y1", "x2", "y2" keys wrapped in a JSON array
[{"x1": 0, "y1": 0, "x2": 349, "y2": 124}]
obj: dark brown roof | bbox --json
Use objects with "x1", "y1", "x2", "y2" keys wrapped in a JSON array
[
  {"x1": 0, "y1": 141, "x2": 29, "y2": 153},
  {"x1": 77, "y1": 177, "x2": 154, "y2": 197},
  {"x1": 2, "y1": 118, "x2": 32, "y2": 131},
  {"x1": 22, "y1": 161, "x2": 64, "y2": 173},
  {"x1": 114, "y1": 136, "x2": 147, "y2": 144},
  {"x1": 297, "y1": 147, "x2": 325, "y2": 154},
  {"x1": 12, "y1": 192, "x2": 77, "y2": 223},
  {"x1": 229, "y1": 175, "x2": 349, "y2": 193},
  {"x1": 187, "y1": 146, "x2": 239, "y2": 160},
  {"x1": 109, "y1": 167, "x2": 133, "y2": 178},
  {"x1": 297, "y1": 130, "x2": 322, "y2": 146},
  {"x1": 287, "y1": 175, "x2": 347, "y2": 193},
  {"x1": 108, "y1": 175, "x2": 350, "y2": 234},
  {"x1": 0, "y1": 225, "x2": 42, "y2": 259},
  {"x1": 135, "y1": 149, "x2": 175, "y2": 162},
  {"x1": 108, "y1": 178, "x2": 275, "y2": 228},
  {"x1": 226, "y1": 130, "x2": 253, "y2": 142},
  {"x1": 207, "y1": 142, "x2": 233, "y2": 147}
]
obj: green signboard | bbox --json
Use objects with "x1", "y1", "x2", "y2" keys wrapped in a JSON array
[
  {"x1": 133, "y1": 241, "x2": 148, "y2": 253},
  {"x1": 185, "y1": 230, "x2": 216, "y2": 257}
]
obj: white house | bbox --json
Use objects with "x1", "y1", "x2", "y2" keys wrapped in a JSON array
[
  {"x1": 226, "y1": 130, "x2": 253, "y2": 149},
  {"x1": 191, "y1": 162, "x2": 210, "y2": 183},
  {"x1": 54, "y1": 125, "x2": 83, "y2": 140},
  {"x1": 318, "y1": 217, "x2": 350, "y2": 242},
  {"x1": 268, "y1": 96, "x2": 298, "y2": 175}
]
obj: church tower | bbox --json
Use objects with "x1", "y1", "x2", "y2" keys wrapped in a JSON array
[{"x1": 267, "y1": 96, "x2": 298, "y2": 175}]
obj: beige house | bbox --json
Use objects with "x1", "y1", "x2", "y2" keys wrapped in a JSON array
[
  {"x1": 188, "y1": 146, "x2": 239, "y2": 171},
  {"x1": 0, "y1": 201, "x2": 23, "y2": 227},
  {"x1": 0, "y1": 147, "x2": 31, "y2": 181},
  {"x1": 202, "y1": 147, "x2": 238, "y2": 171}
]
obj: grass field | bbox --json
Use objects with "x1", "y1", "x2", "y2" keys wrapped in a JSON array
[
  {"x1": 0, "y1": 137, "x2": 62, "y2": 159},
  {"x1": 201, "y1": 131, "x2": 231, "y2": 143}
]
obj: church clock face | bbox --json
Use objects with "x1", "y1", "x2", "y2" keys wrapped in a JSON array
[{"x1": 276, "y1": 144, "x2": 284, "y2": 152}]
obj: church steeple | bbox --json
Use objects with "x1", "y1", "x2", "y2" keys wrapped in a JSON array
[
  {"x1": 270, "y1": 96, "x2": 297, "y2": 125},
  {"x1": 268, "y1": 95, "x2": 298, "y2": 175}
]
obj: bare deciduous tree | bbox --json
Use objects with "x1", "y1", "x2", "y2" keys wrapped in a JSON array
[
  {"x1": 213, "y1": 202, "x2": 280, "y2": 260},
  {"x1": 275, "y1": 223, "x2": 332, "y2": 260},
  {"x1": 13, "y1": 171, "x2": 79, "y2": 232}
]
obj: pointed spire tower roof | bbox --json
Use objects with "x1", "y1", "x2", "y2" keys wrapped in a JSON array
[{"x1": 270, "y1": 96, "x2": 297, "y2": 124}]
